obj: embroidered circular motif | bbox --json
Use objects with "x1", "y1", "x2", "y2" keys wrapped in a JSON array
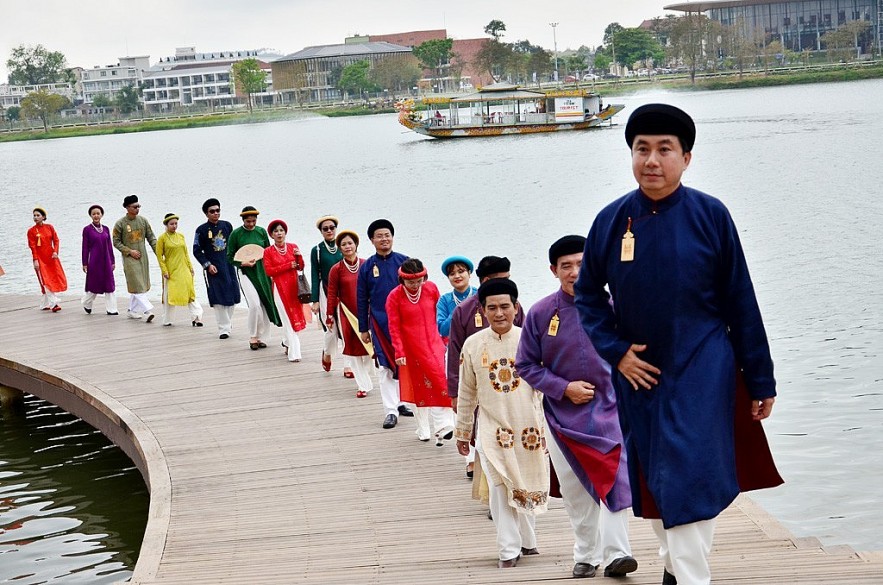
[
  {"x1": 521, "y1": 427, "x2": 542, "y2": 451},
  {"x1": 489, "y1": 358, "x2": 520, "y2": 393},
  {"x1": 496, "y1": 427, "x2": 515, "y2": 449}
]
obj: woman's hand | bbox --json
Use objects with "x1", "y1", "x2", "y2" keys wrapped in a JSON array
[
  {"x1": 82, "y1": 265, "x2": 88, "y2": 273},
  {"x1": 395, "y1": 357, "x2": 406, "y2": 366},
  {"x1": 163, "y1": 273, "x2": 170, "y2": 280}
]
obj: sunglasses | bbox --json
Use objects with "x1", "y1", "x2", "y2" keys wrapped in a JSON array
[{"x1": 321, "y1": 225, "x2": 336, "y2": 232}]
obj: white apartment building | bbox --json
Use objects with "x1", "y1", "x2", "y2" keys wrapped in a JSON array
[
  {"x1": 81, "y1": 56, "x2": 151, "y2": 104},
  {"x1": 141, "y1": 47, "x2": 278, "y2": 112},
  {"x1": 0, "y1": 83, "x2": 75, "y2": 108}
]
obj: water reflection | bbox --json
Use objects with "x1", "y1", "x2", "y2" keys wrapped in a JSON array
[{"x1": 0, "y1": 395, "x2": 147, "y2": 584}]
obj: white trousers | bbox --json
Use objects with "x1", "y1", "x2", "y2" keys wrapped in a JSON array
[
  {"x1": 273, "y1": 288, "x2": 301, "y2": 361},
  {"x1": 128, "y1": 292, "x2": 153, "y2": 314},
  {"x1": 318, "y1": 287, "x2": 340, "y2": 359},
  {"x1": 650, "y1": 518, "x2": 716, "y2": 585},
  {"x1": 213, "y1": 304, "x2": 235, "y2": 335},
  {"x1": 344, "y1": 355, "x2": 374, "y2": 393},
  {"x1": 239, "y1": 274, "x2": 270, "y2": 341},
  {"x1": 547, "y1": 431, "x2": 631, "y2": 567},
  {"x1": 414, "y1": 406, "x2": 456, "y2": 441},
  {"x1": 82, "y1": 291, "x2": 118, "y2": 314},
  {"x1": 377, "y1": 366, "x2": 401, "y2": 416},
  {"x1": 162, "y1": 289, "x2": 203, "y2": 325},
  {"x1": 479, "y1": 449, "x2": 537, "y2": 561},
  {"x1": 39, "y1": 291, "x2": 61, "y2": 309}
]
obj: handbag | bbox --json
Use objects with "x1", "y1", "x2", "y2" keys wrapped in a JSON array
[{"x1": 296, "y1": 270, "x2": 312, "y2": 304}]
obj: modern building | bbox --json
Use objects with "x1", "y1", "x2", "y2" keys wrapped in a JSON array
[
  {"x1": 665, "y1": 0, "x2": 881, "y2": 54},
  {"x1": 0, "y1": 83, "x2": 75, "y2": 109},
  {"x1": 81, "y1": 56, "x2": 150, "y2": 104},
  {"x1": 141, "y1": 47, "x2": 279, "y2": 112},
  {"x1": 271, "y1": 41, "x2": 416, "y2": 103}
]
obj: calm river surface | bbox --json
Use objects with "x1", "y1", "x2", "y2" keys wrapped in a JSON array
[{"x1": 1, "y1": 79, "x2": 881, "y2": 556}]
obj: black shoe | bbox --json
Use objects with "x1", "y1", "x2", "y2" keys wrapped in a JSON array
[
  {"x1": 662, "y1": 569, "x2": 677, "y2": 585},
  {"x1": 382, "y1": 414, "x2": 397, "y2": 429},
  {"x1": 572, "y1": 562, "x2": 597, "y2": 578},
  {"x1": 604, "y1": 556, "x2": 638, "y2": 577},
  {"x1": 84, "y1": 307, "x2": 92, "y2": 314},
  {"x1": 106, "y1": 311, "x2": 118, "y2": 315},
  {"x1": 397, "y1": 405, "x2": 414, "y2": 417},
  {"x1": 220, "y1": 333, "x2": 229, "y2": 339},
  {"x1": 520, "y1": 547, "x2": 539, "y2": 556}
]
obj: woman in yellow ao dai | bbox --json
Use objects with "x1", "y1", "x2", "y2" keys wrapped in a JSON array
[{"x1": 156, "y1": 213, "x2": 203, "y2": 326}]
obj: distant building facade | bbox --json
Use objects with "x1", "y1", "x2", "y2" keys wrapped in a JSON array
[
  {"x1": 0, "y1": 83, "x2": 75, "y2": 109},
  {"x1": 665, "y1": 0, "x2": 881, "y2": 53},
  {"x1": 141, "y1": 47, "x2": 279, "y2": 112},
  {"x1": 271, "y1": 41, "x2": 415, "y2": 103},
  {"x1": 81, "y1": 56, "x2": 150, "y2": 104}
]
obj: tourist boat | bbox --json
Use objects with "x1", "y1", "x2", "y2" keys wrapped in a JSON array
[{"x1": 396, "y1": 83, "x2": 624, "y2": 139}]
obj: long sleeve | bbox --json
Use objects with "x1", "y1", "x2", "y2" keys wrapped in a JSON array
[
  {"x1": 262, "y1": 246, "x2": 285, "y2": 278},
  {"x1": 357, "y1": 262, "x2": 370, "y2": 333},
  {"x1": 112, "y1": 221, "x2": 128, "y2": 256},
  {"x1": 192, "y1": 226, "x2": 210, "y2": 268},
  {"x1": 145, "y1": 221, "x2": 157, "y2": 253},
  {"x1": 446, "y1": 302, "x2": 467, "y2": 397},
  {"x1": 326, "y1": 263, "x2": 341, "y2": 317},
  {"x1": 386, "y1": 287, "x2": 405, "y2": 359},
  {"x1": 436, "y1": 293, "x2": 456, "y2": 337},
  {"x1": 81, "y1": 227, "x2": 90, "y2": 266},
  {"x1": 454, "y1": 339, "x2": 479, "y2": 442},
  {"x1": 226, "y1": 229, "x2": 240, "y2": 267},
  {"x1": 184, "y1": 235, "x2": 194, "y2": 272},
  {"x1": 50, "y1": 225, "x2": 60, "y2": 252},
  {"x1": 310, "y1": 245, "x2": 321, "y2": 303},
  {"x1": 156, "y1": 234, "x2": 169, "y2": 275},
  {"x1": 515, "y1": 307, "x2": 570, "y2": 401},
  {"x1": 27, "y1": 228, "x2": 38, "y2": 259}
]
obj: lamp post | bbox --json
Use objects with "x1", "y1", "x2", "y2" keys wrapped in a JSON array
[{"x1": 550, "y1": 22, "x2": 559, "y2": 82}]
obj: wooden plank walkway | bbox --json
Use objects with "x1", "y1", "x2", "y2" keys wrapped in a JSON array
[{"x1": 1, "y1": 293, "x2": 880, "y2": 584}]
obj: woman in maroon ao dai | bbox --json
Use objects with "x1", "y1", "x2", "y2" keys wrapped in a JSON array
[{"x1": 81, "y1": 205, "x2": 118, "y2": 315}]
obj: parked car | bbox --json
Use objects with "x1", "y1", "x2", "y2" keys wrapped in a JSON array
[
  {"x1": 582, "y1": 73, "x2": 600, "y2": 81},
  {"x1": 564, "y1": 75, "x2": 578, "y2": 82}
]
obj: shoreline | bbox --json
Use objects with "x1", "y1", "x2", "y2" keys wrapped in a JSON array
[{"x1": 2, "y1": 62, "x2": 881, "y2": 143}]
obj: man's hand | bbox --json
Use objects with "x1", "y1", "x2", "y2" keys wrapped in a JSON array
[
  {"x1": 207, "y1": 264, "x2": 218, "y2": 275},
  {"x1": 451, "y1": 396, "x2": 458, "y2": 413},
  {"x1": 456, "y1": 440, "x2": 470, "y2": 456},
  {"x1": 360, "y1": 331, "x2": 371, "y2": 345},
  {"x1": 564, "y1": 381, "x2": 595, "y2": 404},
  {"x1": 617, "y1": 344, "x2": 661, "y2": 390},
  {"x1": 311, "y1": 302, "x2": 320, "y2": 314},
  {"x1": 129, "y1": 250, "x2": 141, "y2": 260},
  {"x1": 752, "y1": 397, "x2": 775, "y2": 421}
]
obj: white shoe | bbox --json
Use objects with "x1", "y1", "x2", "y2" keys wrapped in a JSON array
[
  {"x1": 127, "y1": 311, "x2": 142, "y2": 319},
  {"x1": 416, "y1": 429, "x2": 432, "y2": 442},
  {"x1": 435, "y1": 425, "x2": 455, "y2": 447}
]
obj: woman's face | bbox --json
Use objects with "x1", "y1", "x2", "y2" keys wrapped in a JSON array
[
  {"x1": 90, "y1": 208, "x2": 103, "y2": 223},
  {"x1": 403, "y1": 276, "x2": 424, "y2": 293},
  {"x1": 166, "y1": 219, "x2": 178, "y2": 233},
  {"x1": 242, "y1": 216, "x2": 257, "y2": 230},
  {"x1": 272, "y1": 225, "x2": 287, "y2": 244},
  {"x1": 447, "y1": 264, "x2": 471, "y2": 292},
  {"x1": 340, "y1": 236, "x2": 357, "y2": 257},
  {"x1": 33, "y1": 211, "x2": 45, "y2": 224}
]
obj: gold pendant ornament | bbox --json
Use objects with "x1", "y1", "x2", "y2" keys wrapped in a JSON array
[
  {"x1": 474, "y1": 311, "x2": 483, "y2": 328},
  {"x1": 621, "y1": 216, "x2": 635, "y2": 262},
  {"x1": 548, "y1": 313, "x2": 559, "y2": 337},
  {"x1": 372, "y1": 265, "x2": 380, "y2": 277}
]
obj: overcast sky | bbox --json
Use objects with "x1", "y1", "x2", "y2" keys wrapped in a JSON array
[{"x1": 2, "y1": 1, "x2": 680, "y2": 81}]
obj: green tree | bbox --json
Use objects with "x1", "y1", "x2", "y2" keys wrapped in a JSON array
[
  {"x1": 485, "y1": 20, "x2": 507, "y2": 40},
  {"x1": 724, "y1": 18, "x2": 758, "y2": 77},
  {"x1": 338, "y1": 60, "x2": 378, "y2": 99},
  {"x1": 413, "y1": 38, "x2": 454, "y2": 91},
  {"x1": 7, "y1": 44, "x2": 71, "y2": 85},
  {"x1": 115, "y1": 84, "x2": 141, "y2": 114},
  {"x1": 5, "y1": 105, "x2": 21, "y2": 126},
  {"x1": 603, "y1": 23, "x2": 624, "y2": 45},
  {"x1": 610, "y1": 29, "x2": 664, "y2": 70},
  {"x1": 231, "y1": 58, "x2": 268, "y2": 112},
  {"x1": 20, "y1": 89, "x2": 70, "y2": 132},
  {"x1": 369, "y1": 55, "x2": 421, "y2": 93},
  {"x1": 668, "y1": 12, "x2": 718, "y2": 83},
  {"x1": 594, "y1": 52, "x2": 612, "y2": 75},
  {"x1": 92, "y1": 94, "x2": 112, "y2": 108}
]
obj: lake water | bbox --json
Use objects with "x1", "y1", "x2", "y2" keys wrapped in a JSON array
[
  {"x1": 0, "y1": 395, "x2": 148, "y2": 584},
  {"x1": 1, "y1": 79, "x2": 881, "y2": 554}
]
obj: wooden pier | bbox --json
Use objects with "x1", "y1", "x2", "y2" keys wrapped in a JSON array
[{"x1": 0, "y1": 293, "x2": 880, "y2": 584}]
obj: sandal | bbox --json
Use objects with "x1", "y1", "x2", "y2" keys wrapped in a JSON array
[
  {"x1": 343, "y1": 371, "x2": 355, "y2": 379},
  {"x1": 356, "y1": 390, "x2": 368, "y2": 398},
  {"x1": 321, "y1": 352, "x2": 332, "y2": 372},
  {"x1": 249, "y1": 341, "x2": 260, "y2": 350},
  {"x1": 257, "y1": 341, "x2": 267, "y2": 348}
]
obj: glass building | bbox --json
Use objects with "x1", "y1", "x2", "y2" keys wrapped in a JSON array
[{"x1": 665, "y1": 0, "x2": 881, "y2": 53}]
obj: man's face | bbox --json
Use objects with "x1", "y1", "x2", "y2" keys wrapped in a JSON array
[
  {"x1": 551, "y1": 252, "x2": 582, "y2": 296},
  {"x1": 242, "y1": 216, "x2": 257, "y2": 229},
  {"x1": 482, "y1": 294, "x2": 517, "y2": 335},
  {"x1": 631, "y1": 134, "x2": 691, "y2": 200},
  {"x1": 206, "y1": 204, "x2": 221, "y2": 222},
  {"x1": 126, "y1": 203, "x2": 141, "y2": 216},
  {"x1": 320, "y1": 220, "x2": 337, "y2": 242},
  {"x1": 371, "y1": 228, "x2": 393, "y2": 254}
]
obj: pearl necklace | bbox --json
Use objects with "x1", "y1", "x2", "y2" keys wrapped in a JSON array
[
  {"x1": 91, "y1": 223, "x2": 104, "y2": 233},
  {"x1": 274, "y1": 244, "x2": 287, "y2": 255},
  {"x1": 344, "y1": 257, "x2": 359, "y2": 274},
  {"x1": 405, "y1": 286, "x2": 422, "y2": 304},
  {"x1": 322, "y1": 240, "x2": 338, "y2": 254}
]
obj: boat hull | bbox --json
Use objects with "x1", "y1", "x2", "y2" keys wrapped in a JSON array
[{"x1": 400, "y1": 113, "x2": 603, "y2": 139}]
